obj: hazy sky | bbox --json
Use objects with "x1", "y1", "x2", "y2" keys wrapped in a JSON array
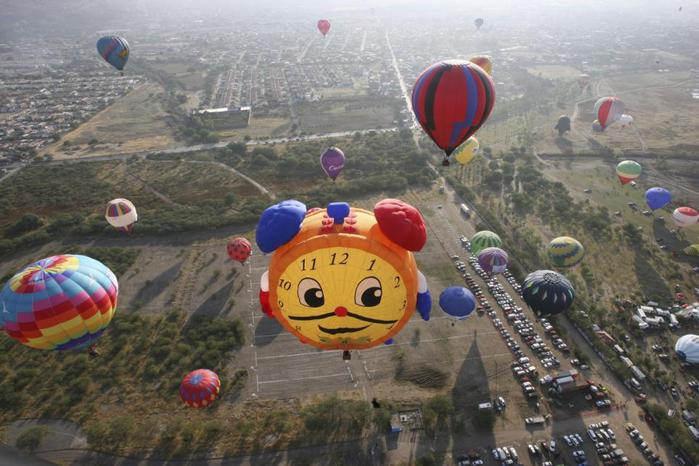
[{"x1": 1, "y1": 0, "x2": 696, "y2": 39}]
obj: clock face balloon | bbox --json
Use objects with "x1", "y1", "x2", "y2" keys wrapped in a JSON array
[{"x1": 256, "y1": 199, "x2": 432, "y2": 351}]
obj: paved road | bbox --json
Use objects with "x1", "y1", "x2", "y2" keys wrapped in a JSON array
[{"x1": 0, "y1": 444, "x2": 55, "y2": 466}]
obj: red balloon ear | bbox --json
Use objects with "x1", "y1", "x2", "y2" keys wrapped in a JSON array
[{"x1": 374, "y1": 199, "x2": 427, "y2": 251}]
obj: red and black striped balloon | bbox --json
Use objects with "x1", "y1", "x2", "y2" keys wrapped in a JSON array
[{"x1": 411, "y1": 60, "x2": 495, "y2": 164}]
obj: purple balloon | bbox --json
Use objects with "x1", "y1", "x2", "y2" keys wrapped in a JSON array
[
  {"x1": 478, "y1": 247, "x2": 508, "y2": 275},
  {"x1": 320, "y1": 147, "x2": 345, "y2": 181}
]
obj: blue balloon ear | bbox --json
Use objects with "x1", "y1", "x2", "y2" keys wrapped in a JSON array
[{"x1": 256, "y1": 200, "x2": 307, "y2": 253}]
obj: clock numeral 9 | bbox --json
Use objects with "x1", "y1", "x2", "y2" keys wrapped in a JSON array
[
  {"x1": 279, "y1": 279, "x2": 291, "y2": 290},
  {"x1": 278, "y1": 300, "x2": 284, "y2": 308},
  {"x1": 330, "y1": 252, "x2": 349, "y2": 265}
]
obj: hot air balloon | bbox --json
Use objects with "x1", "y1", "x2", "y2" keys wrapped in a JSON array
[
  {"x1": 227, "y1": 237, "x2": 252, "y2": 263},
  {"x1": 619, "y1": 114, "x2": 634, "y2": 128},
  {"x1": 547, "y1": 236, "x2": 585, "y2": 268},
  {"x1": 411, "y1": 60, "x2": 495, "y2": 166},
  {"x1": 477, "y1": 247, "x2": 508, "y2": 275},
  {"x1": 453, "y1": 136, "x2": 479, "y2": 166},
  {"x1": 675, "y1": 335, "x2": 699, "y2": 364},
  {"x1": 180, "y1": 369, "x2": 221, "y2": 408},
  {"x1": 474, "y1": 18, "x2": 484, "y2": 30},
  {"x1": 105, "y1": 198, "x2": 137, "y2": 233},
  {"x1": 555, "y1": 116, "x2": 571, "y2": 136},
  {"x1": 684, "y1": 244, "x2": 699, "y2": 256},
  {"x1": 521, "y1": 270, "x2": 575, "y2": 317},
  {"x1": 470, "y1": 230, "x2": 502, "y2": 256},
  {"x1": 615, "y1": 160, "x2": 642, "y2": 185},
  {"x1": 320, "y1": 147, "x2": 345, "y2": 181},
  {"x1": 673, "y1": 207, "x2": 699, "y2": 228},
  {"x1": 256, "y1": 199, "x2": 431, "y2": 352},
  {"x1": 594, "y1": 97, "x2": 624, "y2": 130},
  {"x1": 645, "y1": 187, "x2": 672, "y2": 210},
  {"x1": 469, "y1": 56, "x2": 492, "y2": 75},
  {"x1": 439, "y1": 287, "x2": 476, "y2": 320},
  {"x1": 0, "y1": 255, "x2": 118, "y2": 350},
  {"x1": 592, "y1": 120, "x2": 603, "y2": 132},
  {"x1": 317, "y1": 19, "x2": 331, "y2": 36},
  {"x1": 96, "y1": 36, "x2": 130, "y2": 71}
]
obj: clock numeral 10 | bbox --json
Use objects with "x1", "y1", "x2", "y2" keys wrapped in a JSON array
[
  {"x1": 300, "y1": 258, "x2": 316, "y2": 271},
  {"x1": 279, "y1": 279, "x2": 291, "y2": 290}
]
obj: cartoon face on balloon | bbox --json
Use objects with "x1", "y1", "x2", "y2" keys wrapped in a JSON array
[{"x1": 256, "y1": 199, "x2": 431, "y2": 350}]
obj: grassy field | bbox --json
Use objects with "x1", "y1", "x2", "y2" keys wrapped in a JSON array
[
  {"x1": 149, "y1": 62, "x2": 208, "y2": 91},
  {"x1": 47, "y1": 83, "x2": 178, "y2": 159},
  {"x1": 216, "y1": 115, "x2": 292, "y2": 139},
  {"x1": 526, "y1": 65, "x2": 583, "y2": 80},
  {"x1": 296, "y1": 97, "x2": 398, "y2": 134}
]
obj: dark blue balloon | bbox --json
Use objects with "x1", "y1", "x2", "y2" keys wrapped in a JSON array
[
  {"x1": 645, "y1": 187, "x2": 672, "y2": 210},
  {"x1": 439, "y1": 286, "x2": 476, "y2": 320},
  {"x1": 256, "y1": 200, "x2": 307, "y2": 253},
  {"x1": 97, "y1": 36, "x2": 130, "y2": 71}
]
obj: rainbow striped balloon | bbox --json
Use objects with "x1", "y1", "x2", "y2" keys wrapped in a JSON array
[
  {"x1": 0, "y1": 255, "x2": 118, "y2": 350},
  {"x1": 180, "y1": 369, "x2": 221, "y2": 408},
  {"x1": 547, "y1": 236, "x2": 585, "y2": 268}
]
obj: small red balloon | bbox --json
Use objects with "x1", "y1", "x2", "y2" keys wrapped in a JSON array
[
  {"x1": 317, "y1": 19, "x2": 331, "y2": 36},
  {"x1": 227, "y1": 237, "x2": 252, "y2": 263}
]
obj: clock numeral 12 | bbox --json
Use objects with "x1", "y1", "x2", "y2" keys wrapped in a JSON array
[{"x1": 330, "y1": 252, "x2": 349, "y2": 265}]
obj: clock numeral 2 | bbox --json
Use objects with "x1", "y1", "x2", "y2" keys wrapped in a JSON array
[
  {"x1": 394, "y1": 276, "x2": 401, "y2": 288},
  {"x1": 330, "y1": 252, "x2": 349, "y2": 265},
  {"x1": 300, "y1": 258, "x2": 316, "y2": 271},
  {"x1": 279, "y1": 279, "x2": 291, "y2": 290}
]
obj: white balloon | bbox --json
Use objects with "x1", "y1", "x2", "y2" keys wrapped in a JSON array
[{"x1": 676, "y1": 334, "x2": 699, "y2": 364}]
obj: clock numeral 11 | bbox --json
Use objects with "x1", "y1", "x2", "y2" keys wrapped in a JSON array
[{"x1": 300, "y1": 258, "x2": 316, "y2": 271}]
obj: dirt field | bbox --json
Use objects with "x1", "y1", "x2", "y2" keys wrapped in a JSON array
[
  {"x1": 216, "y1": 115, "x2": 292, "y2": 139},
  {"x1": 47, "y1": 83, "x2": 178, "y2": 159},
  {"x1": 296, "y1": 98, "x2": 397, "y2": 134},
  {"x1": 527, "y1": 65, "x2": 583, "y2": 80}
]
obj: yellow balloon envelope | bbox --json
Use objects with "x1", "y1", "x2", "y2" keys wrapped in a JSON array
[
  {"x1": 454, "y1": 137, "x2": 479, "y2": 165},
  {"x1": 469, "y1": 56, "x2": 492, "y2": 75}
]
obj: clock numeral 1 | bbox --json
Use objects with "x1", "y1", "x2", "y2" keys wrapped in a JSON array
[
  {"x1": 367, "y1": 259, "x2": 376, "y2": 271},
  {"x1": 279, "y1": 279, "x2": 291, "y2": 290},
  {"x1": 301, "y1": 258, "x2": 316, "y2": 271}
]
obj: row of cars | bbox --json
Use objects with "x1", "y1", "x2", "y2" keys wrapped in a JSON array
[
  {"x1": 625, "y1": 422, "x2": 664, "y2": 466},
  {"x1": 490, "y1": 446, "x2": 519, "y2": 465},
  {"x1": 470, "y1": 258, "x2": 562, "y2": 371},
  {"x1": 588, "y1": 422, "x2": 631, "y2": 466}
]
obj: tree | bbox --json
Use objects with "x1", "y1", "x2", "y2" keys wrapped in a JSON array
[
  {"x1": 224, "y1": 192, "x2": 236, "y2": 206},
  {"x1": 15, "y1": 426, "x2": 48, "y2": 452}
]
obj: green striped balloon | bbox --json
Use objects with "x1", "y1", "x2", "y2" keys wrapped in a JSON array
[
  {"x1": 471, "y1": 230, "x2": 502, "y2": 255},
  {"x1": 547, "y1": 236, "x2": 585, "y2": 267}
]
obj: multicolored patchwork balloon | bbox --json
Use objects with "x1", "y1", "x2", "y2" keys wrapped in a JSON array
[
  {"x1": 522, "y1": 270, "x2": 575, "y2": 317},
  {"x1": 546, "y1": 236, "x2": 585, "y2": 268},
  {"x1": 477, "y1": 247, "x2": 508, "y2": 275},
  {"x1": 411, "y1": 60, "x2": 495, "y2": 165},
  {"x1": 0, "y1": 255, "x2": 118, "y2": 350},
  {"x1": 469, "y1": 56, "x2": 492, "y2": 75},
  {"x1": 180, "y1": 369, "x2": 221, "y2": 408},
  {"x1": 470, "y1": 230, "x2": 502, "y2": 256}
]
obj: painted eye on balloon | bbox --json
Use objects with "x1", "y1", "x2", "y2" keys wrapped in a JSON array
[
  {"x1": 298, "y1": 278, "x2": 324, "y2": 308},
  {"x1": 355, "y1": 277, "x2": 382, "y2": 307}
]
